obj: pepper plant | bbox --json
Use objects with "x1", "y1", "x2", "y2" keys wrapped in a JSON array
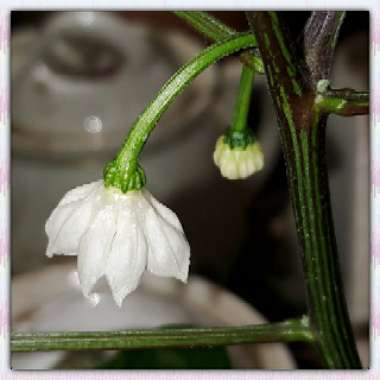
[{"x1": 12, "y1": 11, "x2": 369, "y2": 369}]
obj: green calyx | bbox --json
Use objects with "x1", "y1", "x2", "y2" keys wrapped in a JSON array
[
  {"x1": 104, "y1": 160, "x2": 146, "y2": 193},
  {"x1": 223, "y1": 127, "x2": 256, "y2": 150}
]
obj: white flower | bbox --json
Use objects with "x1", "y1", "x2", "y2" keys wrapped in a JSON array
[
  {"x1": 45, "y1": 180, "x2": 190, "y2": 307},
  {"x1": 213, "y1": 136, "x2": 264, "y2": 180}
]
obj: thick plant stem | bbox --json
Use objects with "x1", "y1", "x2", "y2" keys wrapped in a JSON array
[
  {"x1": 247, "y1": 11, "x2": 361, "y2": 369},
  {"x1": 12, "y1": 319, "x2": 314, "y2": 352}
]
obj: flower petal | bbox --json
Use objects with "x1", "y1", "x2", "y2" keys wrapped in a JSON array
[
  {"x1": 57, "y1": 181, "x2": 102, "y2": 207},
  {"x1": 221, "y1": 158, "x2": 238, "y2": 180},
  {"x1": 105, "y1": 204, "x2": 147, "y2": 307},
  {"x1": 45, "y1": 184, "x2": 100, "y2": 257},
  {"x1": 238, "y1": 157, "x2": 250, "y2": 178},
  {"x1": 141, "y1": 194, "x2": 190, "y2": 282},
  {"x1": 77, "y1": 204, "x2": 117, "y2": 302},
  {"x1": 142, "y1": 190, "x2": 183, "y2": 232}
]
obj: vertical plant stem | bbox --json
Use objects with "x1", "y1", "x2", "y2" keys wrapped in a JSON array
[{"x1": 247, "y1": 11, "x2": 361, "y2": 368}]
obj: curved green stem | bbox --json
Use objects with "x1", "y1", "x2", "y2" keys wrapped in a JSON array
[
  {"x1": 231, "y1": 65, "x2": 255, "y2": 132},
  {"x1": 174, "y1": 11, "x2": 236, "y2": 40},
  {"x1": 12, "y1": 318, "x2": 314, "y2": 352},
  {"x1": 174, "y1": 11, "x2": 264, "y2": 73},
  {"x1": 104, "y1": 32, "x2": 257, "y2": 191}
]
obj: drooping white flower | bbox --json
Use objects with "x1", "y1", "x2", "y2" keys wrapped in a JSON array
[
  {"x1": 45, "y1": 180, "x2": 190, "y2": 307},
  {"x1": 213, "y1": 136, "x2": 264, "y2": 180}
]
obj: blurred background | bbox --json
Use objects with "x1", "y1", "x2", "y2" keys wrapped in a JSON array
[{"x1": 11, "y1": 11, "x2": 369, "y2": 369}]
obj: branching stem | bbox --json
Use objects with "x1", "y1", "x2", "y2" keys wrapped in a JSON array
[
  {"x1": 317, "y1": 89, "x2": 369, "y2": 116},
  {"x1": 12, "y1": 319, "x2": 314, "y2": 352}
]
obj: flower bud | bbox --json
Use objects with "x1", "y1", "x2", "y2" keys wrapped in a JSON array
[{"x1": 213, "y1": 130, "x2": 264, "y2": 180}]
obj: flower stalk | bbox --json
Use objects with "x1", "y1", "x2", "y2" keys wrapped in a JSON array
[
  {"x1": 174, "y1": 11, "x2": 264, "y2": 73},
  {"x1": 104, "y1": 32, "x2": 258, "y2": 192},
  {"x1": 213, "y1": 65, "x2": 264, "y2": 180},
  {"x1": 231, "y1": 65, "x2": 255, "y2": 133},
  {"x1": 174, "y1": 11, "x2": 237, "y2": 41}
]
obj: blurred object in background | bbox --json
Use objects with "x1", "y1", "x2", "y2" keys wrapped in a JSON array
[
  {"x1": 12, "y1": 11, "x2": 216, "y2": 157},
  {"x1": 329, "y1": 31, "x2": 369, "y2": 327},
  {"x1": 12, "y1": 264, "x2": 295, "y2": 369}
]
